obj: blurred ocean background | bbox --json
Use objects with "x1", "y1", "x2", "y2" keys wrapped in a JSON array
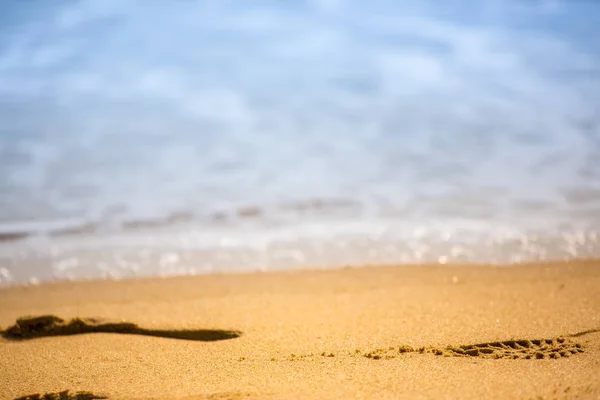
[{"x1": 1, "y1": 0, "x2": 599, "y2": 286}]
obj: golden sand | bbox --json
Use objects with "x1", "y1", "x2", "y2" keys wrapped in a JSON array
[{"x1": 1, "y1": 260, "x2": 599, "y2": 399}]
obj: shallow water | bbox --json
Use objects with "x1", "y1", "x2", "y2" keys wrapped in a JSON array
[{"x1": 1, "y1": 1, "x2": 599, "y2": 285}]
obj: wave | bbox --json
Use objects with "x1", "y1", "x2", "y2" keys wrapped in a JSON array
[{"x1": 0, "y1": 197, "x2": 364, "y2": 242}]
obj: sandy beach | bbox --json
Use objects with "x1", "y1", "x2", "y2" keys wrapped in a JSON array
[{"x1": 1, "y1": 259, "x2": 599, "y2": 399}]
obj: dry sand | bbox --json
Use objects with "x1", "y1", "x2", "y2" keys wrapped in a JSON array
[{"x1": 1, "y1": 260, "x2": 599, "y2": 399}]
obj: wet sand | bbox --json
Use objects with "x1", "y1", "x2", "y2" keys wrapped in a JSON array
[{"x1": 1, "y1": 259, "x2": 599, "y2": 399}]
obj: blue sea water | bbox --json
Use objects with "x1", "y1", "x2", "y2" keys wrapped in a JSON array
[{"x1": 0, "y1": 0, "x2": 599, "y2": 285}]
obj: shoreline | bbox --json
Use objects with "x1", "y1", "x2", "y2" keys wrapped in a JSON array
[
  {"x1": 2, "y1": 256, "x2": 599, "y2": 290},
  {"x1": 1, "y1": 259, "x2": 599, "y2": 399},
  {"x1": 2, "y1": 222, "x2": 599, "y2": 286}
]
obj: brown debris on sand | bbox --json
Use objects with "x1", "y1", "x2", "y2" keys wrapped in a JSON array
[
  {"x1": 3, "y1": 315, "x2": 138, "y2": 339},
  {"x1": 14, "y1": 390, "x2": 106, "y2": 400},
  {"x1": 1, "y1": 315, "x2": 241, "y2": 342}
]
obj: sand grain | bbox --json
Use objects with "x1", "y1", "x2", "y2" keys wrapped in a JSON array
[{"x1": 1, "y1": 260, "x2": 599, "y2": 399}]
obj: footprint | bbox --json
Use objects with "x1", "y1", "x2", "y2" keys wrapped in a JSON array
[
  {"x1": 14, "y1": 390, "x2": 106, "y2": 400},
  {"x1": 1, "y1": 315, "x2": 241, "y2": 342},
  {"x1": 439, "y1": 338, "x2": 585, "y2": 359},
  {"x1": 363, "y1": 338, "x2": 585, "y2": 360}
]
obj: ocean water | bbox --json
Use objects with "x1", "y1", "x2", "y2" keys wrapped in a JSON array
[{"x1": 1, "y1": 1, "x2": 599, "y2": 285}]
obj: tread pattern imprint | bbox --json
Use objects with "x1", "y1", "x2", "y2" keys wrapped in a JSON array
[{"x1": 363, "y1": 337, "x2": 584, "y2": 360}]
